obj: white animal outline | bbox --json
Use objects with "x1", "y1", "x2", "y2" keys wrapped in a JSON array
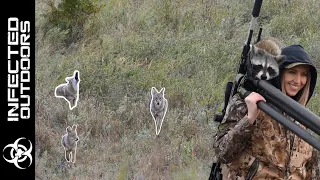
[
  {"x1": 149, "y1": 87, "x2": 168, "y2": 135},
  {"x1": 54, "y1": 70, "x2": 80, "y2": 110}
]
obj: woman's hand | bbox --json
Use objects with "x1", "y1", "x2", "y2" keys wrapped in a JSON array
[{"x1": 244, "y1": 92, "x2": 266, "y2": 124}]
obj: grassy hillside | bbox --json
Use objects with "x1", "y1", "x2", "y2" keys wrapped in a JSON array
[{"x1": 35, "y1": 0, "x2": 320, "y2": 179}]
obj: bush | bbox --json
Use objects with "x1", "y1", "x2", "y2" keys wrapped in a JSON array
[{"x1": 43, "y1": 0, "x2": 102, "y2": 45}]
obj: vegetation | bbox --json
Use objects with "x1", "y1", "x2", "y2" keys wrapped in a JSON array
[{"x1": 35, "y1": 0, "x2": 320, "y2": 179}]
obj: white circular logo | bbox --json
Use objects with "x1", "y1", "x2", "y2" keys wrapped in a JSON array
[{"x1": 3, "y1": 137, "x2": 33, "y2": 169}]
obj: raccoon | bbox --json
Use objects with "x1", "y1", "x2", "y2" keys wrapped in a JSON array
[{"x1": 249, "y1": 37, "x2": 285, "y2": 80}]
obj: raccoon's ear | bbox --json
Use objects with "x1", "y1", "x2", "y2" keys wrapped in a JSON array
[
  {"x1": 255, "y1": 47, "x2": 267, "y2": 56},
  {"x1": 250, "y1": 45, "x2": 260, "y2": 55},
  {"x1": 275, "y1": 55, "x2": 285, "y2": 65}
]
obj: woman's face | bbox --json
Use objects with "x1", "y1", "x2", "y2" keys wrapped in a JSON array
[{"x1": 283, "y1": 65, "x2": 309, "y2": 97}]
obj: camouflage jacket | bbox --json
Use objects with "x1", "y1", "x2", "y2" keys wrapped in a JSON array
[{"x1": 213, "y1": 93, "x2": 319, "y2": 180}]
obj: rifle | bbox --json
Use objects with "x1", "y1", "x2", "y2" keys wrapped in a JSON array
[
  {"x1": 210, "y1": 1, "x2": 266, "y2": 180},
  {"x1": 214, "y1": 0, "x2": 263, "y2": 125}
]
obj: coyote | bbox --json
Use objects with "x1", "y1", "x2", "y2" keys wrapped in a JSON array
[
  {"x1": 150, "y1": 87, "x2": 168, "y2": 135},
  {"x1": 61, "y1": 125, "x2": 79, "y2": 163},
  {"x1": 55, "y1": 70, "x2": 80, "y2": 110}
]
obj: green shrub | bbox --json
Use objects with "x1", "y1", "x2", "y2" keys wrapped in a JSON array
[{"x1": 43, "y1": 0, "x2": 102, "y2": 45}]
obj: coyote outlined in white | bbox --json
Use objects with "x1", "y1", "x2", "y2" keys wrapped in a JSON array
[
  {"x1": 61, "y1": 124, "x2": 79, "y2": 163},
  {"x1": 55, "y1": 70, "x2": 80, "y2": 110},
  {"x1": 150, "y1": 87, "x2": 168, "y2": 135}
]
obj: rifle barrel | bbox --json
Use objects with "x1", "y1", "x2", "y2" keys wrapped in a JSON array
[
  {"x1": 257, "y1": 101, "x2": 320, "y2": 151},
  {"x1": 263, "y1": 93, "x2": 320, "y2": 135},
  {"x1": 256, "y1": 80, "x2": 320, "y2": 133},
  {"x1": 252, "y1": 0, "x2": 263, "y2": 17}
]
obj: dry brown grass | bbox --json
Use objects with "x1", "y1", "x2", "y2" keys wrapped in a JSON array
[{"x1": 35, "y1": 93, "x2": 215, "y2": 179}]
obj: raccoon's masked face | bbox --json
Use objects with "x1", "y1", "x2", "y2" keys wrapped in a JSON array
[{"x1": 250, "y1": 46, "x2": 285, "y2": 80}]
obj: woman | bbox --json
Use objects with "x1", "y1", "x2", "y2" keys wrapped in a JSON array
[{"x1": 213, "y1": 45, "x2": 319, "y2": 180}]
